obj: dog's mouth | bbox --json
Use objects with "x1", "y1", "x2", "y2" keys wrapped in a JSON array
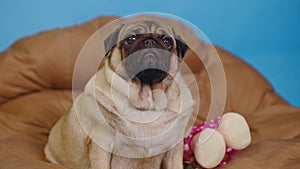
[{"x1": 134, "y1": 69, "x2": 167, "y2": 86}]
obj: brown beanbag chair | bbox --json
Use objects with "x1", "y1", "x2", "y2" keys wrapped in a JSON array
[{"x1": 0, "y1": 16, "x2": 299, "y2": 169}]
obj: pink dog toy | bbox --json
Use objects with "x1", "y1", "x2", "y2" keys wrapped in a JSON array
[{"x1": 184, "y1": 112, "x2": 251, "y2": 168}]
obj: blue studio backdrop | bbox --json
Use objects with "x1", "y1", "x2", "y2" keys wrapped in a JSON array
[{"x1": 0, "y1": 0, "x2": 299, "y2": 107}]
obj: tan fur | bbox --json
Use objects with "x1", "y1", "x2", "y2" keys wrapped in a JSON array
[{"x1": 44, "y1": 22, "x2": 194, "y2": 169}]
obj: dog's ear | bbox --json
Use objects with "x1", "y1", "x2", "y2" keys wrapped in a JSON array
[
  {"x1": 175, "y1": 35, "x2": 189, "y2": 62},
  {"x1": 104, "y1": 25, "x2": 123, "y2": 57}
]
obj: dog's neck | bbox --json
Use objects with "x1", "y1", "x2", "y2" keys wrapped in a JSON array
[{"x1": 82, "y1": 61, "x2": 195, "y2": 157}]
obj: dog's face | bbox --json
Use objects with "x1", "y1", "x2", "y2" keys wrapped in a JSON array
[
  {"x1": 120, "y1": 32, "x2": 174, "y2": 85},
  {"x1": 104, "y1": 20, "x2": 188, "y2": 110}
]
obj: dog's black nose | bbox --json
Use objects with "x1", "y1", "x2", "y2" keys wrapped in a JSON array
[{"x1": 143, "y1": 38, "x2": 156, "y2": 47}]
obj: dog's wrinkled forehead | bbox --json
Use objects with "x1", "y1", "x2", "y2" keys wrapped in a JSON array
[
  {"x1": 119, "y1": 21, "x2": 175, "y2": 40},
  {"x1": 104, "y1": 20, "x2": 188, "y2": 58}
]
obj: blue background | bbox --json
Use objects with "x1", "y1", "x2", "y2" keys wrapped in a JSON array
[{"x1": 0, "y1": 0, "x2": 299, "y2": 107}]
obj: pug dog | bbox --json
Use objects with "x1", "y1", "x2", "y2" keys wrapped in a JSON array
[{"x1": 45, "y1": 19, "x2": 195, "y2": 169}]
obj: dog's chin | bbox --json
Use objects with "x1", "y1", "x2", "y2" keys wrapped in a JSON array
[{"x1": 128, "y1": 76, "x2": 172, "y2": 111}]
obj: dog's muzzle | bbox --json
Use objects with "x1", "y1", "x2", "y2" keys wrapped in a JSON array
[{"x1": 123, "y1": 48, "x2": 171, "y2": 85}]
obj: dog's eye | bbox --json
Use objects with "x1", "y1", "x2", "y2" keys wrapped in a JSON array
[
  {"x1": 125, "y1": 35, "x2": 136, "y2": 45},
  {"x1": 163, "y1": 37, "x2": 173, "y2": 49}
]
